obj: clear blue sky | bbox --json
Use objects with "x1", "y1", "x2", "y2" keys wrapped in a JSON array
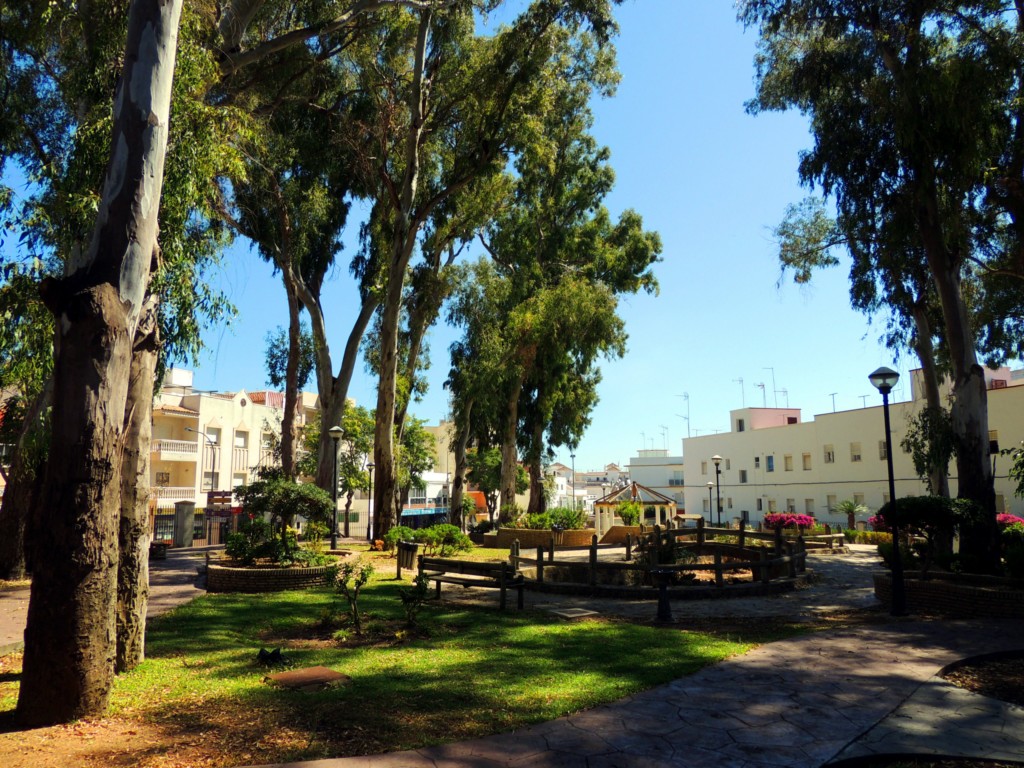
[{"x1": 190, "y1": 2, "x2": 912, "y2": 472}]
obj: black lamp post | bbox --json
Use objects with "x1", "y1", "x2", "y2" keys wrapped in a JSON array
[
  {"x1": 870, "y1": 366, "x2": 906, "y2": 616},
  {"x1": 570, "y1": 450, "x2": 576, "y2": 510},
  {"x1": 712, "y1": 454, "x2": 723, "y2": 527},
  {"x1": 328, "y1": 426, "x2": 342, "y2": 548},
  {"x1": 706, "y1": 481, "x2": 713, "y2": 522},
  {"x1": 366, "y1": 461, "x2": 375, "y2": 542}
]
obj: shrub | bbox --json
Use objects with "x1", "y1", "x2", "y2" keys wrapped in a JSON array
[
  {"x1": 235, "y1": 475, "x2": 334, "y2": 561},
  {"x1": 843, "y1": 528, "x2": 892, "y2": 545},
  {"x1": 225, "y1": 515, "x2": 275, "y2": 565},
  {"x1": 617, "y1": 500, "x2": 642, "y2": 526},
  {"x1": 877, "y1": 540, "x2": 917, "y2": 570},
  {"x1": 384, "y1": 525, "x2": 416, "y2": 553},
  {"x1": 470, "y1": 519, "x2": 494, "y2": 534},
  {"x1": 413, "y1": 523, "x2": 472, "y2": 556},
  {"x1": 878, "y1": 496, "x2": 982, "y2": 575},
  {"x1": 997, "y1": 513, "x2": 1024, "y2": 528},
  {"x1": 763, "y1": 513, "x2": 815, "y2": 530},
  {"x1": 398, "y1": 574, "x2": 431, "y2": 627},
  {"x1": 1002, "y1": 522, "x2": 1024, "y2": 579},
  {"x1": 514, "y1": 512, "x2": 551, "y2": 530},
  {"x1": 548, "y1": 506, "x2": 587, "y2": 530},
  {"x1": 335, "y1": 560, "x2": 374, "y2": 635}
]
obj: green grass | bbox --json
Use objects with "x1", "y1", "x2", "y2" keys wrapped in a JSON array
[{"x1": 0, "y1": 567, "x2": 759, "y2": 764}]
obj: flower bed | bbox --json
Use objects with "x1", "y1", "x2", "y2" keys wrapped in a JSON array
[
  {"x1": 207, "y1": 562, "x2": 338, "y2": 593},
  {"x1": 763, "y1": 513, "x2": 815, "y2": 530}
]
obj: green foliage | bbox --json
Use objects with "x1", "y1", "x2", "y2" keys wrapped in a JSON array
[
  {"x1": 335, "y1": 560, "x2": 375, "y2": 635},
  {"x1": 548, "y1": 506, "x2": 587, "y2": 530},
  {"x1": 235, "y1": 476, "x2": 334, "y2": 561},
  {"x1": 398, "y1": 574, "x2": 431, "y2": 628},
  {"x1": 265, "y1": 322, "x2": 316, "y2": 391},
  {"x1": 842, "y1": 529, "x2": 892, "y2": 546},
  {"x1": 383, "y1": 526, "x2": 416, "y2": 553},
  {"x1": 878, "y1": 496, "x2": 984, "y2": 575},
  {"x1": 1002, "y1": 523, "x2": 1024, "y2": 579},
  {"x1": 616, "y1": 500, "x2": 642, "y2": 526},
  {"x1": 225, "y1": 515, "x2": 275, "y2": 565},
  {"x1": 900, "y1": 408, "x2": 956, "y2": 494},
  {"x1": 1007, "y1": 442, "x2": 1024, "y2": 500},
  {"x1": 833, "y1": 499, "x2": 869, "y2": 528},
  {"x1": 414, "y1": 524, "x2": 473, "y2": 557}
]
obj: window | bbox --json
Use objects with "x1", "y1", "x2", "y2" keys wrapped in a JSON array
[
  {"x1": 739, "y1": 469, "x2": 748, "y2": 484},
  {"x1": 784, "y1": 454, "x2": 793, "y2": 471},
  {"x1": 882, "y1": 492, "x2": 890, "y2": 506},
  {"x1": 206, "y1": 427, "x2": 221, "y2": 445},
  {"x1": 826, "y1": 494, "x2": 837, "y2": 512},
  {"x1": 701, "y1": 460, "x2": 707, "y2": 475},
  {"x1": 756, "y1": 498, "x2": 763, "y2": 511},
  {"x1": 802, "y1": 453, "x2": 812, "y2": 471},
  {"x1": 878, "y1": 440, "x2": 888, "y2": 460},
  {"x1": 737, "y1": 418, "x2": 745, "y2": 432},
  {"x1": 754, "y1": 456, "x2": 761, "y2": 469},
  {"x1": 989, "y1": 430, "x2": 999, "y2": 453},
  {"x1": 805, "y1": 498, "x2": 815, "y2": 514},
  {"x1": 850, "y1": 442, "x2": 862, "y2": 462},
  {"x1": 703, "y1": 499, "x2": 710, "y2": 513},
  {"x1": 787, "y1": 416, "x2": 798, "y2": 424},
  {"x1": 786, "y1": 498, "x2": 796, "y2": 513},
  {"x1": 234, "y1": 430, "x2": 248, "y2": 449},
  {"x1": 201, "y1": 471, "x2": 220, "y2": 491},
  {"x1": 261, "y1": 432, "x2": 275, "y2": 450},
  {"x1": 996, "y1": 493, "x2": 1006, "y2": 512},
  {"x1": 766, "y1": 455, "x2": 775, "y2": 472},
  {"x1": 727, "y1": 497, "x2": 733, "y2": 509},
  {"x1": 768, "y1": 498, "x2": 778, "y2": 512},
  {"x1": 232, "y1": 472, "x2": 247, "y2": 490},
  {"x1": 741, "y1": 510, "x2": 750, "y2": 523},
  {"x1": 725, "y1": 458, "x2": 731, "y2": 470},
  {"x1": 824, "y1": 445, "x2": 835, "y2": 464},
  {"x1": 155, "y1": 472, "x2": 170, "y2": 486},
  {"x1": 853, "y1": 493, "x2": 865, "y2": 506}
]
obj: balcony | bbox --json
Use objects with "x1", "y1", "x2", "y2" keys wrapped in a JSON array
[
  {"x1": 151, "y1": 486, "x2": 198, "y2": 508},
  {"x1": 152, "y1": 439, "x2": 200, "y2": 462}
]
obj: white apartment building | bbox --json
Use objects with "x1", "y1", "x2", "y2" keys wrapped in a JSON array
[
  {"x1": 627, "y1": 449, "x2": 686, "y2": 511},
  {"x1": 682, "y1": 367, "x2": 1024, "y2": 524},
  {"x1": 150, "y1": 368, "x2": 319, "y2": 509}
]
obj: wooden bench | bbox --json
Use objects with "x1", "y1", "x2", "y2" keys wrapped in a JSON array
[{"x1": 418, "y1": 555, "x2": 525, "y2": 610}]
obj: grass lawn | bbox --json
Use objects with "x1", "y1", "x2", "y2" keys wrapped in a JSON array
[{"x1": 0, "y1": 560, "x2": 764, "y2": 767}]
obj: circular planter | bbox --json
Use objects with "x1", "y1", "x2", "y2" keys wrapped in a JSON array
[
  {"x1": 873, "y1": 571, "x2": 1024, "y2": 618},
  {"x1": 207, "y1": 562, "x2": 336, "y2": 593}
]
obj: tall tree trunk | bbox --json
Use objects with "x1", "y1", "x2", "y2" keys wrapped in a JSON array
[
  {"x1": 279, "y1": 267, "x2": 301, "y2": 482},
  {"x1": 117, "y1": 297, "x2": 158, "y2": 673},
  {"x1": 527, "y1": 418, "x2": 545, "y2": 515},
  {"x1": 499, "y1": 369, "x2": 525, "y2": 520},
  {"x1": 0, "y1": 379, "x2": 54, "y2": 580},
  {"x1": 450, "y1": 399, "x2": 472, "y2": 528},
  {"x1": 910, "y1": 302, "x2": 950, "y2": 498},
  {"x1": 373, "y1": 9, "x2": 431, "y2": 541},
  {"x1": 17, "y1": 0, "x2": 182, "y2": 726}
]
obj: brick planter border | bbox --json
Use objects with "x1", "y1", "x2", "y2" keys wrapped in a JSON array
[
  {"x1": 873, "y1": 571, "x2": 1024, "y2": 618},
  {"x1": 207, "y1": 563, "x2": 336, "y2": 593}
]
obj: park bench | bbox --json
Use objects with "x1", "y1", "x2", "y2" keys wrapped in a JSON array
[{"x1": 417, "y1": 555, "x2": 525, "y2": 610}]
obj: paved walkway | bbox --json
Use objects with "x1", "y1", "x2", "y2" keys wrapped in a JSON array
[{"x1": 0, "y1": 548, "x2": 208, "y2": 652}]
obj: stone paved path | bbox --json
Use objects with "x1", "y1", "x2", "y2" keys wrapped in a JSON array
[{"x1": 247, "y1": 618, "x2": 1024, "y2": 768}]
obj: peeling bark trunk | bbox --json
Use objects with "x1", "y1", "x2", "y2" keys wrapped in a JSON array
[
  {"x1": 279, "y1": 267, "x2": 302, "y2": 482},
  {"x1": 450, "y1": 400, "x2": 472, "y2": 528},
  {"x1": 499, "y1": 369, "x2": 525, "y2": 520},
  {"x1": 526, "y1": 418, "x2": 545, "y2": 516},
  {"x1": 0, "y1": 380, "x2": 54, "y2": 580},
  {"x1": 910, "y1": 303, "x2": 950, "y2": 499},
  {"x1": 17, "y1": 0, "x2": 182, "y2": 726},
  {"x1": 117, "y1": 297, "x2": 158, "y2": 673}
]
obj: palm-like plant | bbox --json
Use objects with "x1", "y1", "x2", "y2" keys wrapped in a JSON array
[{"x1": 834, "y1": 499, "x2": 869, "y2": 529}]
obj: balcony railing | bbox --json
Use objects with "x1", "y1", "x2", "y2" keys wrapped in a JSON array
[
  {"x1": 151, "y1": 486, "x2": 198, "y2": 508},
  {"x1": 152, "y1": 439, "x2": 199, "y2": 458}
]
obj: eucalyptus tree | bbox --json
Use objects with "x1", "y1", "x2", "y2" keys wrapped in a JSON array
[{"x1": 740, "y1": 0, "x2": 1024, "y2": 568}]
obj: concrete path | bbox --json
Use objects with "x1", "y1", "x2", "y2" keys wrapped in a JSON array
[{"x1": 0, "y1": 548, "x2": 208, "y2": 652}]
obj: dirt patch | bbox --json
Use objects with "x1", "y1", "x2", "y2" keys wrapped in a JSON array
[{"x1": 941, "y1": 652, "x2": 1024, "y2": 708}]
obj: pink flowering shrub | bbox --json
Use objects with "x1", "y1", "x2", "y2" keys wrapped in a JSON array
[
  {"x1": 763, "y1": 513, "x2": 815, "y2": 530},
  {"x1": 868, "y1": 514, "x2": 889, "y2": 532},
  {"x1": 997, "y1": 513, "x2": 1024, "y2": 528}
]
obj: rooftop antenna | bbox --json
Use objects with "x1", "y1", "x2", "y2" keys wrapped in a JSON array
[
  {"x1": 732, "y1": 377, "x2": 745, "y2": 406},
  {"x1": 659, "y1": 424, "x2": 668, "y2": 450},
  {"x1": 829, "y1": 392, "x2": 838, "y2": 412},
  {"x1": 754, "y1": 382, "x2": 767, "y2": 407},
  {"x1": 860, "y1": 394, "x2": 869, "y2": 407},
  {"x1": 676, "y1": 393, "x2": 691, "y2": 437},
  {"x1": 764, "y1": 367, "x2": 778, "y2": 407},
  {"x1": 779, "y1": 388, "x2": 789, "y2": 408}
]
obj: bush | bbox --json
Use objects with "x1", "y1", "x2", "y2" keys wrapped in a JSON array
[
  {"x1": 235, "y1": 475, "x2": 334, "y2": 562},
  {"x1": 763, "y1": 513, "x2": 815, "y2": 530},
  {"x1": 843, "y1": 528, "x2": 892, "y2": 545},
  {"x1": 617, "y1": 500, "x2": 642, "y2": 527},
  {"x1": 470, "y1": 519, "x2": 494, "y2": 534},
  {"x1": 225, "y1": 515, "x2": 275, "y2": 565},
  {"x1": 1002, "y1": 522, "x2": 1024, "y2": 579},
  {"x1": 998, "y1": 513, "x2": 1024, "y2": 528},
  {"x1": 548, "y1": 506, "x2": 587, "y2": 530},
  {"x1": 877, "y1": 540, "x2": 917, "y2": 570},
  {"x1": 384, "y1": 525, "x2": 416, "y2": 553},
  {"x1": 414, "y1": 523, "x2": 472, "y2": 556},
  {"x1": 514, "y1": 512, "x2": 552, "y2": 530}
]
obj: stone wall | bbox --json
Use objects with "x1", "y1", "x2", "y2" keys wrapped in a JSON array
[
  {"x1": 873, "y1": 572, "x2": 1024, "y2": 618},
  {"x1": 494, "y1": 528, "x2": 596, "y2": 550},
  {"x1": 207, "y1": 563, "x2": 336, "y2": 593}
]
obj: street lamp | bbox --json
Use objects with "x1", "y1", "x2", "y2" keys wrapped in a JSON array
[
  {"x1": 870, "y1": 366, "x2": 905, "y2": 616},
  {"x1": 366, "y1": 461, "x2": 375, "y2": 542},
  {"x1": 706, "y1": 482, "x2": 713, "y2": 522},
  {"x1": 328, "y1": 426, "x2": 343, "y2": 548},
  {"x1": 711, "y1": 455, "x2": 723, "y2": 527},
  {"x1": 186, "y1": 426, "x2": 217, "y2": 495},
  {"x1": 570, "y1": 450, "x2": 576, "y2": 511}
]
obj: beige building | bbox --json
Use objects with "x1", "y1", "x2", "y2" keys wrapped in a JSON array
[
  {"x1": 683, "y1": 367, "x2": 1024, "y2": 524},
  {"x1": 150, "y1": 368, "x2": 318, "y2": 509}
]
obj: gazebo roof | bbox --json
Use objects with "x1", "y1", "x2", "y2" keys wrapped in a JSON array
[{"x1": 595, "y1": 481, "x2": 675, "y2": 506}]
